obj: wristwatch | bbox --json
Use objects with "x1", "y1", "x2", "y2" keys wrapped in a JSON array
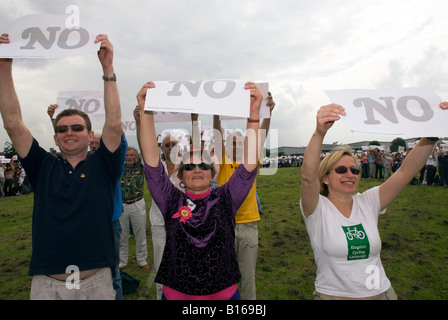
[{"x1": 102, "y1": 73, "x2": 117, "y2": 81}]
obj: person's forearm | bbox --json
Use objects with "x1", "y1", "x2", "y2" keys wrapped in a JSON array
[
  {"x1": 191, "y1": 116, "x2": 201, "y2": 150},
  {"x1": 243, "y1": 115, "x2": 260, "y2": 172},
  {"x1": 399, "y1": 138, "x2": 437, "y2": 178},
  {"x1": 0, "y1": 62, "x2": 32, "y2": 157},
  {"x1": 102, "y1": 67, "x2": 122, "y2": 151},
  {"x1": 301, "y1": 130, "x2": 325, "y2": 182},
  {"x1": 0, "y1": 63, "x2": 21, "y2": 132},
  {"x1": 103, "y1": 75, "x2": 121, "y2": 128},
  {"x1": 139, "y1": 111, "x2": 159, "y2": 167}
]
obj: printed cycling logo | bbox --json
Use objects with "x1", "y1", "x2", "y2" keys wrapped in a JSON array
[{"x1": 342, "y1": 224, "x2": 370, "y2": 261}]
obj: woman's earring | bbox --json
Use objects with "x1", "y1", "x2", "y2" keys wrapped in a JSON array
[{"x1": 179, "y1": 181, "x2": 186, "y2": 189}]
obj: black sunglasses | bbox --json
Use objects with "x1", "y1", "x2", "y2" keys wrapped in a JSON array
[
  {"x1": 55, "y1": 124, "x2": 87, "y2": 133},
  {"x1": 330, "y1": 166, "x2": 361, "y2": 175},
  {"x1": 164, "y1": 142, "x2": 177, "y2": 148},
  {"x1": 183, "y1": 163, "x2": 212, "y2": 171}
]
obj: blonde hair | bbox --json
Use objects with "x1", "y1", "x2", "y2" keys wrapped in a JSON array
[{"x1": 318, "y1": 145, "x2": 360, "y2": 197}]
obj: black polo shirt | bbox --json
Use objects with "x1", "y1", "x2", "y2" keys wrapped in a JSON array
[{"x1": 19, "y1": 138, "x2": 122, "y2": 276}]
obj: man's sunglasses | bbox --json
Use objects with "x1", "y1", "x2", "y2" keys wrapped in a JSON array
[
  {"x1": 55, "y1": 124, "x2": 87, "y2": 134},
  {"x1": 183, "y1": 163, "x2": 212, "y2": 171},
  {"x1": 330, "y1": 166, "x2": 361, "y2": 175}
]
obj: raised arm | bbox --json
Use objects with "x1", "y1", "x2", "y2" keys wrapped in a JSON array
[
  {"x1": 190, "y1": 113, "x2": 201, "y2": 150},
  {"x1": 301, "y1": 104, "x2": 346, "y2": 217},
  {"x1": 243, "y1": 82, "x2": 263, "y2": 172},
  {"x1": 379, "y1": 102, "x2": 448, "y2": 210},
  {"x1": 0, "y1": 34, "x2": 33, "y2": 158},
  {"x1": 136, "y1": 81, "x2": 159, "y2": 167},
  {"x1": 47, "y1": 104, "x2": 58, "y2": 129},
  {"x1": 259, "y1": 92, "x2": 276, "y2": 155},
  {"x1": 95, "y1": 34, "x2": 122, "y2": 153},
  {"x1": 260, "y1": 92, "x2": 275, "y2": 133}
]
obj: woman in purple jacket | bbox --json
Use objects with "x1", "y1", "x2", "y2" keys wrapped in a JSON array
[{"x1": 135, "y1": 81, "x2": 262, "y2": 300}]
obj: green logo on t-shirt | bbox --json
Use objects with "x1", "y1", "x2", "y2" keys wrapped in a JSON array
[{"x1": 342, "y1": 224, "x2": 370, "y2": 261}]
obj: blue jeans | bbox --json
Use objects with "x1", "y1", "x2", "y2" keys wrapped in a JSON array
[{"x1": 112, "y1": 219, "x2": 123, "y2": 300}]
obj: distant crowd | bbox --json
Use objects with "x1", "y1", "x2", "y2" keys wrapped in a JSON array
[
  {"x1": 358, "y1": 145, "x2": 448, "y2": 187},
  {"x1": 0, "y1": 159, "x2": 33, "y2": 197},
  {"x1": 2, "y1": 142, "x2": 446, "y2": 200}
]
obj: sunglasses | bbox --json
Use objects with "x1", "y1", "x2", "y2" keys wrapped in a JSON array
[
  {"x1": 55, "y1": 124, "x2": 87, "y2": 134},
  {"x1": 183, "y1": 163, "x2": 212, "y2": 171},
  {"x1": 330, "y1": 166, "x2": 361, "y2": 175},
  {"x1": 164, "y1": 142, "x2": 177, "y2": 148}
]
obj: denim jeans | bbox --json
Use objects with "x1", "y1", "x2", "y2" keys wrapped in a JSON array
[{"x1": 112, "y1": 219, "x2": 123, "y2": 300}]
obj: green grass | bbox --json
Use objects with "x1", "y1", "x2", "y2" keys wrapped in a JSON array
[{"x1": 1, "y1": 167, "x2": 447, "y2": 300}]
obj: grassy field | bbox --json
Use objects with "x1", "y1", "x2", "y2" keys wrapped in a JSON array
[{"x1": 0, "y1": 166, "x2": 447, "y2": 300}]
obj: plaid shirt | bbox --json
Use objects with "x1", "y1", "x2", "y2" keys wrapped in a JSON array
[{"x1": 120, "y1": 161, "x2": 144, "y2": 202}]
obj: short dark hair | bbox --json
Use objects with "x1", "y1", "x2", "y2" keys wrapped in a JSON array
[{"x1": 54, "y1": 109, "x2": 92, "y2": 133}]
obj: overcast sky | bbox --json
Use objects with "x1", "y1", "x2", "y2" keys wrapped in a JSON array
[{"x1": 1, "y1": 0, "x2": 448, "y2": 153}]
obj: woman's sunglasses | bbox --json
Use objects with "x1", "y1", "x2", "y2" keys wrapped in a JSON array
[
  {"x1": 164, "y1": 142, "x2": 177, "y2": 148},
  {"x1": 183, "y1": 163, "x2": 212, "y2": 171},
  {"x1": 55, "y1": 124, "x2": 87, "y2": 134},
  {"x1": 330, "y1": 166, "x2": 361, "y2": 175}
]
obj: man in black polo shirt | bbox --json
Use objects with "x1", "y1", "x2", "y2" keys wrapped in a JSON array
[{"x1": 0, "y1": 33, "x2": 123, "y2": 299}]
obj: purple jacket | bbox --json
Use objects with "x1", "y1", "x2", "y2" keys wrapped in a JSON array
[{"x1": 144, "y1": 160, "x2": 257, "y2": 295}]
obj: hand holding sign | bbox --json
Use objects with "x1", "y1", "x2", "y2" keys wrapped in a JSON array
[
  {"x1": 246, "y1": 81, "x2": 263, "y2": 120},
  {"x1": 0, "y1": 33, "x2": 10, "y2": 45},
  {"x1": 325, "y1": 88, "x2": 446, "y2": 137},
  {"x1": 0, "y1": 34, "x2": 12, "y2": 64},
  {"x1": 316, "y1": 104, "x2": 346, "y2": 137},
  {"x1": 220, "y1": 82, "x2": 271, "y2": 121},
  {"x1": 95, "y1": 34, "x2": 114, "y2": 73}
]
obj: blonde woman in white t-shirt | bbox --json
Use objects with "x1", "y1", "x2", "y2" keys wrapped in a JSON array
[{"x1": 300, "y1": 103, "x2": 447, "y2": 300}]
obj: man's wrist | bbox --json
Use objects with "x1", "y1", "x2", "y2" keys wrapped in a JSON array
[
  {"x1": 102, "y1": 66, "x2": 115, "y2": 77},
  {"x1": 102, "y1": 73, "x2": 117, "y2": 82}
]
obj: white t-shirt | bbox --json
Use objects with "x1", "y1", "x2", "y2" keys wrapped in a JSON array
[{"x1": 300, "y1": 186, "x2": 391, "y2": 298}]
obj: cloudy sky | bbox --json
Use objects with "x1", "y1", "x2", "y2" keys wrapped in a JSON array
[{"x1": 1, "y1": 0, "x2": 448, "y2": 153}]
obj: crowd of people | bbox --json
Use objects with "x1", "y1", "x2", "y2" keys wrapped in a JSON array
[
  {"x1": 0, "y1": 32, "x2": 447, "y2": 301},
  {"x1": 358, "y1": 145, "x2": 448, "y2": 187},
  {"x1": 263, "y1": 143, "x2": 448, "y2": 188},
  {"x1": 0, "y1": 160, "x2": 33, "y2": 197}
]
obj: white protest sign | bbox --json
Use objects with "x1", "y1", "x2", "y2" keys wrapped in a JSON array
[
  {"x1": 144, "y1": 80, "x2": 250, "y2": 118},
  {"x1": 55, "y1": 91, "x2": 105, "y2": 122},
  {"x1": 122, "y1": 115, "x2": 137, "y2": 136},
  {"x1": 0, "y1": 156, "x2": 9, "y2": 164},
  {"x1": 220, "y1": 82, "x2": 271, "y2": 121},
  {"x1": 0, "y1": 14, "x2": 102, "y2": 58},
  {"x1": 153, "y1": 112, "x2": 192, "y2": 123},
  {"x1": 325, "y1": 88, "x2": 445, "y2": 137}
]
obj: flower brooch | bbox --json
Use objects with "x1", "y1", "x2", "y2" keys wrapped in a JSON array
[{"x1": 172, "y1": 206, "x2": 193, "y2": 224}]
